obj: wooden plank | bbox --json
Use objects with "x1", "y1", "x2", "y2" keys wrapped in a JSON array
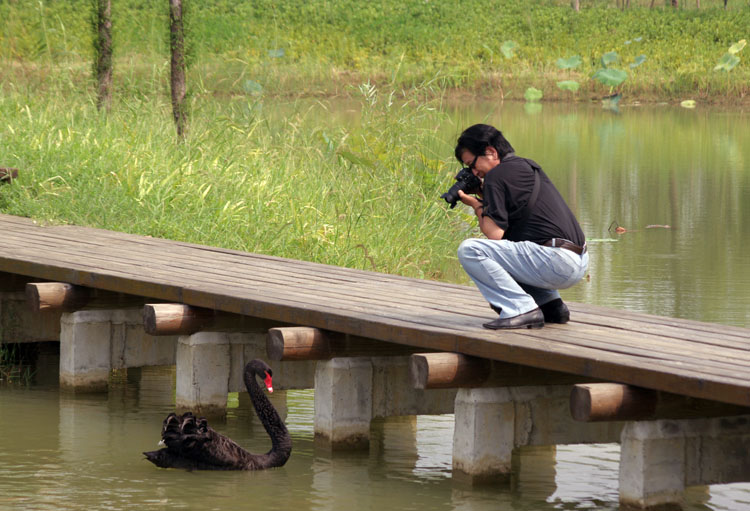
[
  {"x1": 3, "y1": 214, "x2": 750, "y2": 407},
  {"x1": 2, "y1": 237, "x2": 748, "y2": 380}
]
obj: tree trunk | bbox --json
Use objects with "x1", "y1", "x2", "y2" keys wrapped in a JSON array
[
  {"x1": 571, "y1": 0, "x2": 580, "y2": 12},
  {"x1": 169, "y1": 0, "x2": 187, "y2": 138},
  {"x1": 723, "y1": 0, "x2": 727, "y2": 8},
  {"x1": 650, "y1": 0, "x2": 656, "y2": 8},
  {"x1": 93, "y1": 0, "x2": 112, "y2": 111}
]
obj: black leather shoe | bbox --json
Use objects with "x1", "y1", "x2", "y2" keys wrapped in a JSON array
[
  {"x1": 540, "y1": 299, "x2": 570, "y2": 324},
  {"x1": 482, "y1": 308, "x2": 545, "y2": 330}
]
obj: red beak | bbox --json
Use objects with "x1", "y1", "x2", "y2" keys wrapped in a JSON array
[{"x1": 264, "y1": 372, "x2": 274, "y2": 393}]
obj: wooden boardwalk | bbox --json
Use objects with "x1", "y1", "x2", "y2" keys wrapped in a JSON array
[{"x1": 2, "y1": 212, "x2": 750, "y2": 406}]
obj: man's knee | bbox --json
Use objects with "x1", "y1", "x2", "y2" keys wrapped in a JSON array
[{"x1": 457, "y1": 238, "x2": 483, "y2": 264}]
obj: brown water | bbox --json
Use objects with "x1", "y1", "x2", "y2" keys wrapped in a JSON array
[{"x1": 2, "y1": 101, "x2": 749, "y2": 510}]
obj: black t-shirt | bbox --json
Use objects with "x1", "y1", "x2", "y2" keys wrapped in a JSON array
[{"x1": 481, "y1": 154, "x2": 585, "y2": 246}]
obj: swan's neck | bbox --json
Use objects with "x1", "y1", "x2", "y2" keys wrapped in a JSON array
[{"x1": 244, "y1": 370, "x2": 292, "y2": 468}]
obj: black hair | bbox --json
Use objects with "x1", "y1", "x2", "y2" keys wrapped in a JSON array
[{"x1": 454, "y1": 124, "x2": 515, "y2": 163}]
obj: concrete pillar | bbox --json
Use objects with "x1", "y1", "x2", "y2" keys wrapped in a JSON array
[
  {"x1": 619, "y1": 415, "x2": 750, "y2": 509},
  {"x1": 452, "y1": 385, "x2": 623, "y2": 482},
  {"x1": 314, "y1": 357, "x2": 373, "y2": 449},
  {"x1": 176, "y1": 332, "x2": 232, "y2": 416},
  {"x1": 453, "y1": 387, "x2": 516, "y2": 482},
  {"x1": 59, "y1": 309, "x2": 177, "y2": 392},
  {"x1": 0, "y1": 291, "x2": 61, "y2": 343}
]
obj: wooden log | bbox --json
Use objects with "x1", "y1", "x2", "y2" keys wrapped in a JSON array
[
  {"x1": 570, "y1": 383, "x2": 750, "y2": 422},
  {"x1": 0, "y1": 167, "x2": 19, "y2": 183},
  {"x1": 25, "y1": 282, "x2": 145, "y2": 312},
  {"x1": 267, "y1": 327, "x2": 331, "y2": 361},
  {"x1": 267, "y1": 326, "x2": 429, "y2": 361},
  {"x1": 142, "y1": 303, "x2": 215, "y2": 336},
  {"x1": 410, "y1": 352, "x2": 595, "y2": 389},
  {"x1": 26, "y1": 282, "x2": 92, "y2": 312},
  {"x1": 410, "y1": 352, "x2": 490, "y2": 389}
]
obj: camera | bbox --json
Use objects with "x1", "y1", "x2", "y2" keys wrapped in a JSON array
[{"x1": 441, "y1": 168, "x2": 482, "y2": 209}]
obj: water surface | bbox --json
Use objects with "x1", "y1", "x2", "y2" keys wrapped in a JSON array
[{"x1": 2, "y1": 101, "x2": 749, "y2": 510}]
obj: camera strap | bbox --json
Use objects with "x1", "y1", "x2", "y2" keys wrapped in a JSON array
[{"x1": 510, "y1": 158, "x2": 541, "y2": 234}]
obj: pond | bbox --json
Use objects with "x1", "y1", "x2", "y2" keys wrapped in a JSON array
[{"x1": 1, "y1": 100, "x2": 749, "y2": 510}]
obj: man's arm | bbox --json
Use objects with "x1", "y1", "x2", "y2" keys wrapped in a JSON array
[{"x1": 458, "y1": 190, "x2": 505, "y2": 240}]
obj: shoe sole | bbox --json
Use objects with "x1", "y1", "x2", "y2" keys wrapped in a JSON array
[{"x1": 482, "y1": 321, "x2": 545, "y2": 330}]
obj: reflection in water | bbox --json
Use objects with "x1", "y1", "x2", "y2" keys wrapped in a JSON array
[
  {"x1": 2, "y1": 357, "x2": 750, "y2": 510},
  {"x1": 1, "y1": 103, "x2": 750, "y2": 510}
]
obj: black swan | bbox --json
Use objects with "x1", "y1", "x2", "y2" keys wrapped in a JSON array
[{"x1": 143, "y1": 359, "x2": 291, "y2": 470}]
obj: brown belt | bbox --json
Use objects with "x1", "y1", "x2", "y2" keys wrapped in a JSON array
[{"x1": 543, "y1": 238, "x2": 587, "y2": 255}]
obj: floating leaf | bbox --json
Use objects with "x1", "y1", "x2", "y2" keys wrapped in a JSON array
[
  {"x1": 555, "y1": 55, "x2": 582, "y2": 70},
  {"x1": 630, "y1": 55, "x2": 647, "y2": 68},
  {"x1": 242, "y1": 80, "x2": 264, "y2": 95},
  {"x1": 728, "y1": 39, "x2": 746, "y2": 55},
  {"x1": 600, "y1": 51, "x2": 619, "y2": 68},
  {"x1": 267, "y1": 48, "x2": 285, "y2": 58},
  {"x1": 592, "y1": 68, "x2": 628, "y2": 87},
  {"x1": 524, "y1": 87, "x2": 543, "y2": 102},
  {"x1": 680, "y1": 100, "x2": 696, "y2": 109},
  {"x1": 714, "y1": 53, "x2": 740, "y2": 72},
  {"x1": 500, "y1": 40, "x2": 518, "y2": 59},
  {"x1": 556, "y1": 80, "x2": 580, "y2": 92}
]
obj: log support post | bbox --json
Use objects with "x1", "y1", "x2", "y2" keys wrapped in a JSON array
[
  {"x1": 619, "y1": 416, "x2": 750, "y2": 509},
  {"x1": 452, "y1": 386, "x2": 623, "y2": 482},
  {"x1": 59, "y1": 309, "x2": 177, "y2": 392}
]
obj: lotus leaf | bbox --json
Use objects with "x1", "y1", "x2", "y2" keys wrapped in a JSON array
[
  {"x1": 600, "y1": 51, "x2": 619, "y2": 68},
  {"x1": 680, "y1": 100, "x2": 696, "y2": 109},
  {"x1": 524, "y1": 87, "x2": 543, "y2": 102},
  {"x1": 592, "y1": 68, "x2": 628, "y2": 87},
  {"x1": 501, "y1": 40, "x2": 518, "y2": 59},
  {"x1": 243, "y1": 80, "x2": 264, "y2": 95},
  {"x1": 714, "y1": 53, "x2": 740, "y2": 72},
  {"x1": 555, "y1": 56, "x2": 582, "y2": 70},
  {"x1": 556, "y1": 80, "x2": 580, "y2": 92},
  {"x1": 630, "y1": 55, "x2": 647, "y2": 69},
  {"x1": 728, "y1": 40, "x2": 746, "y2": 55}
]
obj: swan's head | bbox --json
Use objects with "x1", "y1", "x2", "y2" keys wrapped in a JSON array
[{"x1": 246, "y1": 359, "x2": 275, "y2": 393}]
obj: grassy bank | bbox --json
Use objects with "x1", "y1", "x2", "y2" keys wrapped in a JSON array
[
  {"x1": 0, "y1": 84, "x2": 472, "y2": 281},
  {"x1": 1, "y1": 0, "x2": 748, "y2": 103}
]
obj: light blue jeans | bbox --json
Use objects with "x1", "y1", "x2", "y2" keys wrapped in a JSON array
[{"x1": 457, "y1": 239, "x2": 589, "y2": 318}]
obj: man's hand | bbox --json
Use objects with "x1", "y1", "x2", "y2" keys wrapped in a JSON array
[{"x1": 457, "y1": 190, "x2": 481, "y2": 210}]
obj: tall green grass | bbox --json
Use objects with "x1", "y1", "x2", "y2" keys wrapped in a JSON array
[
  {"x1": 0, "y1": 84, "x2": 474, "y2": 281},
  {"x1": 1, "y1": 0, "x2": 748, "y2": 101}
]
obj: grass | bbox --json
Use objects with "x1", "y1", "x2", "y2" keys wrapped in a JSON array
[
  {"x1": 0, "y1": 83, "x2": 475, "y2": 281},
  {"x1": 1, "y1": 0, "x2": 748, "y2": 103},
  {"x1": 0, "y1": 0, "x2": 748, "y2": 283},
  {"x1": 0, "y1": 343, "x2": 36, "y2": 386}
]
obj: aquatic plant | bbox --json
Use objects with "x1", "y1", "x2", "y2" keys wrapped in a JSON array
[
  {"x1": 714, "y1": 39, "x2": 746, "y2": 72},
  {"x1": 524, "y1": 87, "x2": 543, "y2": 102},
  {"x1": 500, "y1": 40, "x2": 518, "y2": 59},
  {"x1": 555, "y1": 56, "x2": 581, "y2": 93}
]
